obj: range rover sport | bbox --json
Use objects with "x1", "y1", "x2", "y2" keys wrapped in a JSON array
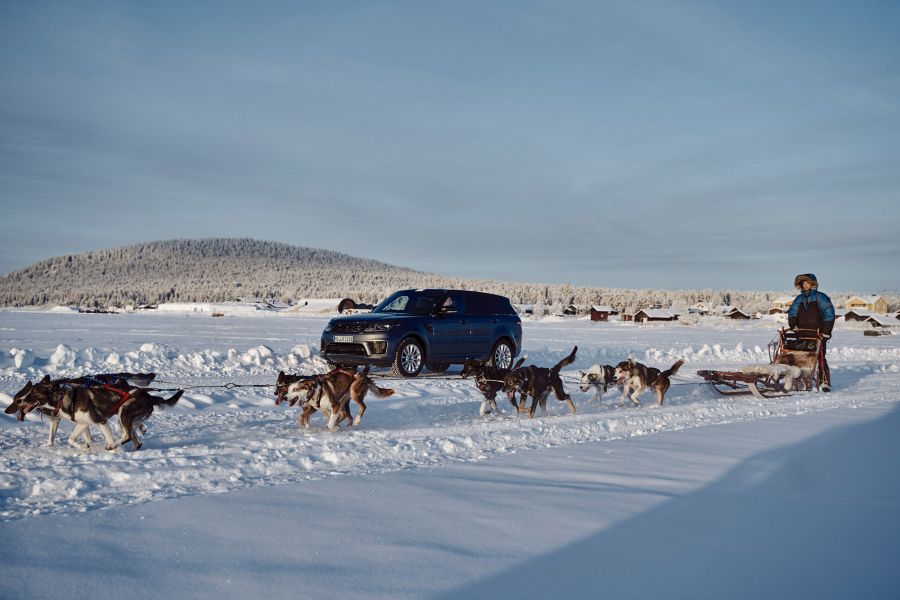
[{"x1": 321, "y1": 289, "x2": 522, "y2": 377}]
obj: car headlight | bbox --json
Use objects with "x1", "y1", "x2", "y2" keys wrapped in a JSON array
[{"x1": 364, "y1": 323, "x2": 393, "y2": 333}]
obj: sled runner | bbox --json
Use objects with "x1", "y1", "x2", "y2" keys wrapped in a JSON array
[{"x1": 698, "y1": 328, "x2": 827, "y2": 399}]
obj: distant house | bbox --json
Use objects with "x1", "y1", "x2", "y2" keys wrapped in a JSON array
[
  {"x1": 515, "y1": 304, "x2": 535, "y2": 316},
  {"x1": 866, "y1": 314, "x2": 898, "y2": 328},
  {"x1": 563, "y1": 304, "x2": 579, "y2": 316},
  {"x1": 770, "y1": 296, "x2": 795, "y2": 313},
  {"x1": 845, "y1": 295, "x2": 889, "y2": 315},
  {"x1": 632, "y1": 309, "x2": 678, "y2": 323},
  {"x1": 844, "y1": 309, "x2": 877, "y2": 322},
  {"x1": 724, "y1": 308, "x2": 751, "y2": 320},
  {"x1": 590, "y1": 305, "x2": 617, "y2": 322},
  {"x1": 688, "y1": 302, "x2": 710, "y2": 316}
]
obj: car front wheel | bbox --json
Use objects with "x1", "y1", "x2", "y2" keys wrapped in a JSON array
[
  {"x1": 488, "y1": 339, "x2": 514, "y2": 369},
  {"x1": 391, "y1": 338, "x2": 424, "y2": 377}
]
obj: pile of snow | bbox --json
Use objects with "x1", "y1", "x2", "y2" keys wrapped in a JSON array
[
  {"x1": 0, "y1": 342, "x2": 328, "y2": 380},
  {"x1": 48, "y1": 306, "x2": 79, "y2": 313}
]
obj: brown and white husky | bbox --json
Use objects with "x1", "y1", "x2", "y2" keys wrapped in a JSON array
[
  {"x1": 613, "y1": 358, "x2": 684, "y2": 406},
  {"x1": 284, "y1": 366, "x2": 394, "y2": 430}
]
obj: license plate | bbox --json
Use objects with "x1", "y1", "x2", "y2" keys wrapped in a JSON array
[{"x1": 334, "y1": 335, "x2": 354, "y2": 343}]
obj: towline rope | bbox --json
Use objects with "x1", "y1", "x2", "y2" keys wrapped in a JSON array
[{"x1": 146, "y1": 381, "x2": 276, "y2": 392}]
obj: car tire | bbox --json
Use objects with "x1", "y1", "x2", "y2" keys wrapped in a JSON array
[
  {"x1": 488, "y1": 339, "x2": 514, "y2": 369},
  {"x1": 391, "y1": 338, "x2": 425, "y2": 378},
  {"x1": 428, "y1": 362, "x2": 450, "y2": 373}
]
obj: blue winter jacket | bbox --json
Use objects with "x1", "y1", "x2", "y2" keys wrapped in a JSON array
[{"x1": 788, "y1": 288, "x2": 835, "y2": 333}]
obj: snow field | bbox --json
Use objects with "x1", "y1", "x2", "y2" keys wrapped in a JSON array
[{"x1": 1, "y1": 311, "x2": 898, "y2": 521}]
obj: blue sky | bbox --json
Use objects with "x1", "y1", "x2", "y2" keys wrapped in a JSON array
[{"x1": 1, "y1": 0, "x2": 898, "y2": 292}]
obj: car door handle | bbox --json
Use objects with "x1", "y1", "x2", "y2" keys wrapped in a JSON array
[{"x1": 459, "y1": 319, "x2": 468, "y2": 324}]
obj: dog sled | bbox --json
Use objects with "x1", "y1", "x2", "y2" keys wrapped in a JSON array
[{"x1": 697, "y1": 328, "x2": 827, "y2": 399}]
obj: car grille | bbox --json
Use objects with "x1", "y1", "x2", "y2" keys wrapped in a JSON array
[
  {"x1": 331, "y1": 322, "x2": 368, "y2": 334},
  {"x1": 324, "y1": 342, "x2": 367, "y2": 355}
]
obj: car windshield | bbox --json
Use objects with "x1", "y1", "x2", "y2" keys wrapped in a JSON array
[{"x1": 372, "y1": 291, "x2": 443, "y2": 315}]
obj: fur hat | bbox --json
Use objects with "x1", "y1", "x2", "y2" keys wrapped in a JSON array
[{"x1": 794, "y1": 273, "x2": 818, "y2": 288}]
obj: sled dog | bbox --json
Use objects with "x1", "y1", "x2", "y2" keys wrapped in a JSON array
[
  {"x1": 460, "y1": 356, "x2": 526, "y2": 416},
  {"x1": 5, "y1": 375, "x2": 182, "y2": 450},
  {"x1": 579, "y1": 364, "x2": 617, "y2": 402},
  {"x1": 503, "y1": 347, "x2": 578, "y2": 418},
  {"x1": 285, "y1": 367, "x2": 393, "y2": 430},
  {"x1": 613, "y1": 358, "x2": 684, "y2": 406}
]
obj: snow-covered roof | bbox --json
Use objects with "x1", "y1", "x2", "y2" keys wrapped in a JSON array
[
  {"x1": 635, "y1": 309, "x2": 678, "y2": 319},
  {"x1": 773, "y1": 296, "x2": 794, "y2": 304},
  {"x1": 844, "y1": 309, "x2": 877, "y2": 318},
  {"x1": 591, "y1": 305, "x2": 615, "y2": 312},
  {"x1": 866, "y1": 315, "x2": 898, "y2": 326},
  {"x1": 846, "y1": 295, "x2": 886, "y2": 305}
]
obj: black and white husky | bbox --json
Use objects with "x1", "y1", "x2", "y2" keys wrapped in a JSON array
[{"x1": 579, "y1": 364, "x2": 617, "y2": 402}]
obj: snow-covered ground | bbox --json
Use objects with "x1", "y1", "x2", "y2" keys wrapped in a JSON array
[{"x1": 1, "y1": 311, "x2": 898, "y2": 598}]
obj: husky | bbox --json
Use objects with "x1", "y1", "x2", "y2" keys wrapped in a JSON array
[
  {"x1": 5, "y1": 375, "x2": 182, "y2": 450},
  {"x1": 503, "y1": 346, "x2": 578, "y2": 418},
  {"x1": 274, "y1": 370, "x2": 318, "y2": 406},
  {"x1": 614, "y1": 358, "x2": 684, "y2": 406},
  {"x1": 285, "y1": 366, "x2": 393, "y2": 430},
  {"x1": 460, "y1": 356, "x2": 526, "y2": 416},
  {"x1": 579, "y1": 364, "x2": 617, "y2": 402}
]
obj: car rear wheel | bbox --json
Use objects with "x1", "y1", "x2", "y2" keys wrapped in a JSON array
[
  {"x1": 488, "y1": 339, "x2": 514, "y2": 370},
  {"x1": 391, "y1": 338, "x2": 424, "y2": 377}
]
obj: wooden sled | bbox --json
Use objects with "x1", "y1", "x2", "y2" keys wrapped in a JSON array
[{"x1": 698, "y1": 328, "x2": 827, "y2": 399}]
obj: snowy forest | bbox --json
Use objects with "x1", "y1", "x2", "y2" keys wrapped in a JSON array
[{"x1": 1, "y1": 239, "x2": 896, "y2": 314}]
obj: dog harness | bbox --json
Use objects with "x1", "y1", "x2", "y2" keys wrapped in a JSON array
[
  {"x1": 54, "y1": 383, "x2": 133, "y2": 417},
  {"x1": 102, "y1": 384, "x2": 134, "y2": 416}
]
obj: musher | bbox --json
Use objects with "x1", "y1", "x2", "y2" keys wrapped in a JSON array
[{"x1": 787, "y1": 273, "x2": 835, "y2": 391}]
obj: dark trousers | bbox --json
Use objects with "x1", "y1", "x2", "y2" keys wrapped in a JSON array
[{"x1": 820, "y1": 340, "x2": 830, "y2": 386}]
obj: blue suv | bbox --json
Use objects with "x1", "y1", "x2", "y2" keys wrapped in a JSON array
[{"x1": 321, "y1": 289, "x2": 522, "y2": 377}]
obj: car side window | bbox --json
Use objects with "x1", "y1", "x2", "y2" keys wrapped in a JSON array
[
  {"x1": 442, "y1": 293, "x2": 466, "y2": 314},
  {"x1": 467, "y1": 294, "x2": 490, "y2": 315},
  {"x1": 412, "y1": 296, "x2": 437, "y2": 313}
]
